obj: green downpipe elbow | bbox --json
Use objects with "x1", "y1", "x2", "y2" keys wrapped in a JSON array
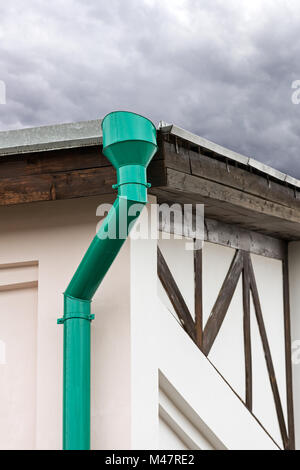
[{"x1": 58, "y1": 111, "x2": 157, "y2": 450}]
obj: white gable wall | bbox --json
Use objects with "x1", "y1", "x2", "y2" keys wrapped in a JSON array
[
  {"x1": 288, "y1": 242, "x2": 300, "y2": 449},
  {"x1": 0, "y1": 195, "x2": 284, "y2": 450},
  {"x1": 158, "y1": 236, "x2": 288, "y2": 448}
]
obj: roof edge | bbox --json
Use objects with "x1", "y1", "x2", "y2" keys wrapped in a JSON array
[
  {"x1": 0, "y1": 119, "x2": 103, "y2": 156},
  {"x1": 158, "y1": 121, "x2": 300, "y2": 189}
]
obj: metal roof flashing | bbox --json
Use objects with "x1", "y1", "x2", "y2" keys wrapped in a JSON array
[
  {"x1": 158, "y1": 121, "x2": 300, "y2": 190},
  {"x1": 0, "y1": 119, "x2": 103, "y2": 156}
]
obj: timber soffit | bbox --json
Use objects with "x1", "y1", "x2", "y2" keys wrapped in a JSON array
[
  {"x1": 0, "y1": 118, "x2": 299, "y2": 190},
  {"x1": 158, "y1": 121, "x2": 300, "y2": 189}
]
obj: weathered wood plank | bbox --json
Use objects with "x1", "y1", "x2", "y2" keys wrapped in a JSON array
[
  {"x1": 158, "y1": 202, "x2": 204, "y2": 241},
  {"x1": 52, "y1": 166, "x2": 116, "y2": 200},
  {"x1": 157, "y1": 246, "x2": 196, "y2": 342},
  {"x1": 187, "y1": 147, "x2": 300, "y2": 211},
  {"x1": 194, "y1": 246, "x2": 203, "y2": 349},
  {"x1": 204, "y1": 218, "x2": 285, "y2": 260},
  {"x1": 148, "y1": 160, "x2": 168, "y2": 188},
  {"x1": 0, "y1": 137, "x2": 165, "y2": 180},
  {"x1": 163, "y1": 141, "x2": 191, "y2": 173},
  {"x1": 0, "y1": 146, "x2": 109, "y2": 179},
  {"x1": 0, "y1": 166, "x2": 117, "y2": 206},
  {"x1": 282, "y1": 245, "x2": 295, "y2": 449},
  {"x1": 157, "y1": 203, "x2": 285, "y2": 260},
  {"x1": 242, "y1": 252, "x2": 252, "y2": 411},
  {"x1": 0, "y1": 173, "x2": 54, "y2": 205},
  {"x1": 248, "y1": 255, "x2": 289, "y2": 449},
  {"x1": 151, "y1": 186, "x2": 300, "y2": 240},
  {"x1": 166, "y1": 168, "x2": 300, "y2": 225},
  {"x1": 202, "y1": 250, "x2": 244, "y2": 355},
  {"x1": 0, "y1": 160, "x2": 166, "y2": 206}
]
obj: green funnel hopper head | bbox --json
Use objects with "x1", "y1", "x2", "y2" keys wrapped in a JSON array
[
  {"x1": 102, "y1": 111, "x2": 157, "y2": 203},
  {"x1": 59, "y1": 111, "x2": 158, "y2": 450}
]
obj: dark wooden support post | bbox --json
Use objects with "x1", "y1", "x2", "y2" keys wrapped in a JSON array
[
  {"x1": 242, "y1": 252, "x2": 252, "y2": 412},
  {"x1": 194, "y1": 244, "x2": 203, "y2": 350},
  {"x1": 282, "y1": 243, "x2": 295, "y2": 450}
]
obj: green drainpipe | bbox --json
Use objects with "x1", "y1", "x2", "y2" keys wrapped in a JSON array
[{"x1": 57, "y1": 111, "x2": 157, "y2": 450}]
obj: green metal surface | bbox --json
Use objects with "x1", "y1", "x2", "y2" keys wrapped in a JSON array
[
  {"x1": 65, "y1": 197, "x2": 144, "y2": 301},
  {"x1": 62, "y1": 296, "x2": 91, "y2": 450},
  {"x1": 103, "y1": 112, "x2": 157, "y2": 204},
  {"x1": 58, "y1": 111, "x2": 157, "y2": 450},
  {"x1": 102, "y1": 111, "x2": 157, "y2": 168}
]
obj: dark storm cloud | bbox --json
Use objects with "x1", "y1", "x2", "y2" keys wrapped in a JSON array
[{"x1": 0, "y1": 0, "x2": 300, "y2": 176}]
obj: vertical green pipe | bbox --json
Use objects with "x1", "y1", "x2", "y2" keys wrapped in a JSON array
[
  {"x1": 60, "y1": 297, "x2": 92, "y2": 450},
  {"x1": 58, "y1": 111, "x2": 157, "y2": 450}
]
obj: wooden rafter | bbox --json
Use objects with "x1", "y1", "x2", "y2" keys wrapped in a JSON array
[
  {"x1": 202, "y1": 250, "x2": 244, "y2": 356},
  {"x1": 157, "y1": 247, "x2": 196, "y2": 342}
]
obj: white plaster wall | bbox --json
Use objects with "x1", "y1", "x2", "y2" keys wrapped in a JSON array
[
  {"x1": 0, "y1": 195, "x2": 134, "y2": 450},
  {"x1": 250, "y1": 254, "x2": 286, "y2": 446},
  {"x1": 158, "y1": 238, "x2": 288, "y2": 449},
  {"x1": 0, "y1": 193, "x2": 289, "y2": 451},
  {"x1": 288, "y1": 242, "x2": 300, "y2": 449},
  {"x1": 203, "y1": 242, "x2": 247, "y2": 409},
  {"x1": 158, "y1": 236, "x2": 195, "y2": 320},
  {"x1": 159, "y1": 387, "x2": 216, "y2": 450},
  {"x1": 202, "y1": 242, "x2": 235, "y2": 326},
  {"x1": 159, "y1": 418, "x2": 189, "y2": 450},
  {"x1": 202, "y1": 243, "x2": 245, "y2": 401},
  {"x1": 130, "y1": 200, "x2": 159, "y2": 449},
  {"x1": 207, "y1": 277, "x2": 245, "y2": 401},
  {"x1": 203, "y1": 244, "x2": 287, "y2": 447},
  {"x1": 0, "y1": 287, "x2": 38, "y2": 449},
  {"x1": 158, "y1": 301, "x2": 278, "y2": 450},
  {"x1": 0, "y1": 195, "x2": 160, "y2": 450},
  {"x1": 91, "y1": 239, "x2": 131, "y2": 450}
]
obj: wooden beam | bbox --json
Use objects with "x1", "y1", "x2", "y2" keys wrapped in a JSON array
[
  {"x1": 0, "y1": 146, "x2": 107, "y2": 179},
  {"x1": 0, "y1": 160, "x2": 166, "y2": 206},
  {"x1": 163, "y1": 140, "x2": 300, "y2": 210},
  {"x1": 0, "y1": 140, "x2": 164, "y2": 179},
  {"x1": 194, "y1": 246, "x2": 203, "y2": 349},
  {"x1": 0, "y1": 166, "x2": 115, "y2": 206},
  {"x1": 151, "y1": 185, "x2": 300, "y2": 240},
  {"x1": 282, "y1": 244, "x2": 295, "y2": 449},
  {"x1": 157, "y1": 205, "x2": 285, "y2": 260},
  {"x1": 248, "y1": 255, "x2": 289, "y2": 449},
  {"x1": 187, "y1": 146, "x2": 300, "y2": 211},
  {"x1": 157, "y1": 246, "x2": 196, "y2": 342},
  {"x1": 242, "y1": 252, "x2": 252, "y2": 411},
  {"x1": 202, "y1": 250, "x2": 244, "y2": 356},
  {"x1": 166, "y1": 168, "x2": 300, "y2": 226},
  {"x1": 205, "y1": 218, "x2": 285, "y2": 261},
  {"x1": 163, "y1": 141, "x2": 191, "y2": 174}
]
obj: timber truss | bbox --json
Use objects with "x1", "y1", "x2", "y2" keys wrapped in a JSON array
[{"x1": 157, "y1": 245, "x2": 295, "y2": 450}]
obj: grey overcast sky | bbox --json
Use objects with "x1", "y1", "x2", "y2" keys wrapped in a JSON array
[{"x1": 0, "y1": 0, "x2": 300, "y2": 176}]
